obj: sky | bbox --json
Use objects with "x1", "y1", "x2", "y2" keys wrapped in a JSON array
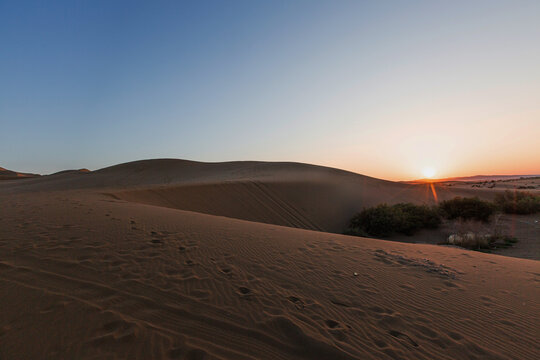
[{"x1": 1, "y1": 0, "x2": 539, "y2": 180}]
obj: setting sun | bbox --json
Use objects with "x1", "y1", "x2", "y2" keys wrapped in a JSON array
[{"x1": 422, "y1": 167, "x2": 437, "y2": 179}]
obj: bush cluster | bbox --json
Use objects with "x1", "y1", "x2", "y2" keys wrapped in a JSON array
[
  {"x1": 346, "y1": 191, "x2": 539, "y2": 239},
  {"x1": 494, "y1": 191, "x2": 540, "y2": 214},
  {"x1": 439, "y1": 197, "x2": 494, "y2": 222},
  {"x1": 347, "y1": 203, "x2": 441, "y2": 237}
]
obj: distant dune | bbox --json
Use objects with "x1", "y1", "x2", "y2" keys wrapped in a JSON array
[
  {"x1": 0, "y1": 166, "x2": 40, "y2": 180},
  {"x1": 405, "y1": 174, "x2": 540, "y2": 184},
  {"x1": 1, "y1": 158, "x2": 538, "y2": 359},
  {"x1": 50, "y1": 168, "x2": 91, "y2": 176}
]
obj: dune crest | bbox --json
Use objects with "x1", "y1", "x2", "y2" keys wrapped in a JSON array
[{"x1": 4, "y1": 159, "x2": 499, "y2": 233}]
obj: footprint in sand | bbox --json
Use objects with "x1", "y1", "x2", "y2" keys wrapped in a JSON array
[
  {"x1": 448, "y1": 331, "x2": 463, "y2": 341},
  {"x1": 324, "y1": 320, "x2": 349, "y2": 341},
  {"x1": 287, "y1": 296, "x2": 305, "y2": 310},
  {"x1": 237, "y1": 287, "x2": 253, "y2": 299},
  {"x1": 325, "y1": 319, "x2": 339, "y2": 328},
  {"x1": 399, "y1": 283, "x2": 415, "y2": 290},
  {"x1": 389, "y1": 330, "x2": 419, "y2": 347},
  {"x1": 219, "y1": 267, "x2": 233, "y2": 278}
]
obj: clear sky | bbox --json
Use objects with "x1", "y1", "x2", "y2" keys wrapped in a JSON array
[{"x1": 1, "y1": 0, "x2": 539, "y2": 180}]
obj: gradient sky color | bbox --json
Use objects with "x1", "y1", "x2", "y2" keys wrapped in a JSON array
[{"x1": 1, "y1": 0, "x2": 539, "y2": 180}]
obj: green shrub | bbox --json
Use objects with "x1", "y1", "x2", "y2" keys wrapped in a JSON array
[
  {"x1": 439, "y1": 197, "x2": 494, "y2": 222},
  {"x1": 348, "y1": 204, "x2": 397, "y2": 237},
  {"x1": 342, "y1": 227, "x2": 370, "y2": 237},
  {"x1": 347, "y1": 203, "x2": 441, "y2": 237},
  {"x1": 494, "y1": 190, "x2": 540, "y2": 214},
  {"x1": 392, "y1": 203, "x2": 442, "y2": 235}
]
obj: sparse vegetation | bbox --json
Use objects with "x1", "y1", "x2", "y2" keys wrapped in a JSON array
[
  {"x1": 346, "y1": 203, "x2": 441, "y2": 237},
  {"x1": 346, "y1": 193, "x2": 536, "y2": 247},
  {"x1": 446, "y1": 232, "x2": 492, "y2": 249},
  {"x1": 445, "y1": 232, "x2": 518, "y2": 251},
  {"x1": 494, "y1": 190, "x2": 540, "y2": 214},
  {"x1": 472, "y1": 180, "x2": 496, "y2": 188},
  {"x1": 439, "y1": 197, "x2": 494, "y2": 222}
]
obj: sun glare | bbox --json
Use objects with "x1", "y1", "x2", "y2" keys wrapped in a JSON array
[{"x1": 422, "y1": 167, "x2": 437, "y2": 179}]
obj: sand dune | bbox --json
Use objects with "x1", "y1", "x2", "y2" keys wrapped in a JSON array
[
  {"x1": 4, "y1": 159, "x2": 499, "y2": 233},
  {"x1": 105, "y1": 160, "x2": 501, "y2": 233},
  {"x1": 0, "y1": 166, "x2": 40, "y2": 180},
  {"x1": 1, "y1": 159, "x2": 538, "y2": 359}
]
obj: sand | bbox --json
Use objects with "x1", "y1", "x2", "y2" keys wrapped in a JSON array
[
  {"x1": 1, "y1": 159, "x2": 538, "y2": 359},
  {"x1": 0, "y1": 166, "x2": 40, "y2": 180}
]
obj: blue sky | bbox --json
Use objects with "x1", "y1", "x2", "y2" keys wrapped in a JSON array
[{"x1": 1, "y1": 0, "x2": 539, "y2": 180}]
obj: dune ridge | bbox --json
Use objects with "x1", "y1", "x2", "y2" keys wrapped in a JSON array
[
  {"x1": 3, "y1": 159, "x2": 500, "y2": 233},
  {"x1": 0, "y1": 166, "x2": 40, "y2": 180}
]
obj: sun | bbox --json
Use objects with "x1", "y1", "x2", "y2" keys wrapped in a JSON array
[{"x1": 422, "y1": 167, "x2": 437, "y2": 179}]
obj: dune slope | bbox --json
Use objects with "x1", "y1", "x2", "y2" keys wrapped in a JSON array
[
  {"x1": 1, "y1": 159, "x2": 538, "y2": 359},
  {"x1": 0, "y1": 189, "x2": 538, "y2": 360}
]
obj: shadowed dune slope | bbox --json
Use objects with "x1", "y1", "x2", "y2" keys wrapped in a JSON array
[
  {"x1": 1, "y1": 159, "x2": 500, "y2": 233},
  {"x1": 103, "y1": 159, "x2": 501, "y2": 233},
  {"x1": 113, "y1": 180, "x2": 473, "y2": 233}
]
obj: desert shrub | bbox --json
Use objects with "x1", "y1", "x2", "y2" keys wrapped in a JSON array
[
  {"x1": 392, "y1": 203, "x2": 442, "y2": 235},
  {"x1": 494, "y1": 190, "x2": 540, "y2": 214},
  {"x1": 439, "y1": 197, "x2": 494, "y2": 222},
  {"x1": 347, "y1": 203, "x2": 441, "y2": 237},
  {"x1": 348, "y1": 204, "x2": 397, "y2": 237},
  {"x1": 489, "y1": 234, "x2": 518, "y2": 248},
  {"x1": 342, "y1": 227, "x2": 370, "y2": 237}
]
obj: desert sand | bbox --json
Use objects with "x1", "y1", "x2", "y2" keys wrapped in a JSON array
[
  {"x1": 1, "y1": 159, "x2": 538, "y2": 359},
  {"x1": 0, "y1": 166, "x2": 40, "y2": 180}
]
